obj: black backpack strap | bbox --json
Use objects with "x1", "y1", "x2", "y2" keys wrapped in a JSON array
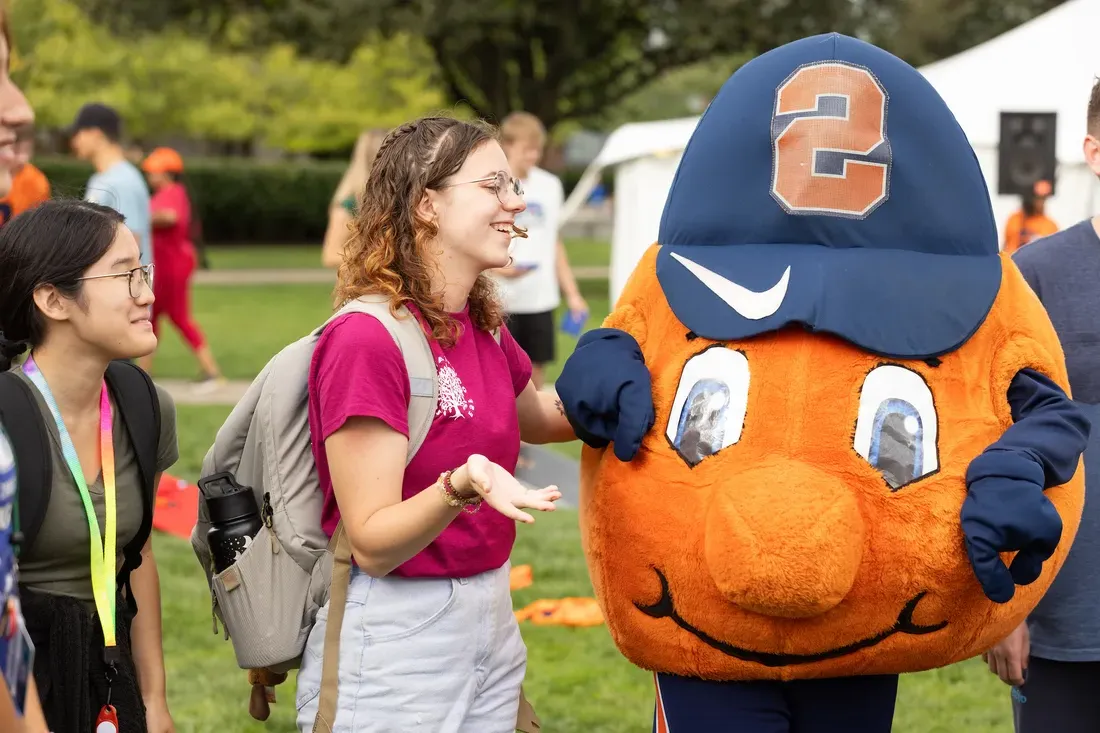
[
  {"x1": 104, "y1": 360, "x2": 161, "y2": 607},
  {"x1": 0, "y1": 371, "x2": 52, "y2": 558}
]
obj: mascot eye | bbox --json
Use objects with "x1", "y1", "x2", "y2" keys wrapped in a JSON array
[
  {"x1": 666, "y1": 346, "x2": 749, "y2": 467},
  {"x1": 854, "y1": 365, "x2": 939, "y2": 490}
]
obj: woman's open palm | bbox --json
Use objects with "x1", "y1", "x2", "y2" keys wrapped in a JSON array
[{"x1": 464, "y1": 454, "x2": 561, "y2": 523}]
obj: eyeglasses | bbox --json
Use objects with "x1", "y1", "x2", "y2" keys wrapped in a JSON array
[
  {"x1": 75, "y1": 264, "x2": 155, "y2": 299},
  {"x1": 438, "y1": 171, "x2": 524, "y2": 205}
]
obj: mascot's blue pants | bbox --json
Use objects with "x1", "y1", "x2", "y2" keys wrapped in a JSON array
[{"x1": 654, "y1": 673, "x2": 898, "y2": 732}]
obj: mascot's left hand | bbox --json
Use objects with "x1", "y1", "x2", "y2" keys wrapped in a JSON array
[
  {"x1": 961, "y1": 466, "x2": 1062, "y2": 604},
  {"x1": 962, "y1": 368, "x2": 1091, "y2": 603},
  {"x1": 556, "y1": 327, "x2": 655, "y2": 462}
]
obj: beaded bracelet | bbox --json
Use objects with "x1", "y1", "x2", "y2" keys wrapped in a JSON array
[{"x1": 439, "y1": 469, "x2": 482, "y2": 514}]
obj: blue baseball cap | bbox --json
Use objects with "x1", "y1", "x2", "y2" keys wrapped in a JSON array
[{"x1": 656, "y1": 33, "x2": 1000, "y2": 359}]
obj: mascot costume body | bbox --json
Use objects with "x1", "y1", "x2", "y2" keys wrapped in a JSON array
[{"x1": 556, "y1": 33, "x2": 1091, "y2": 732}]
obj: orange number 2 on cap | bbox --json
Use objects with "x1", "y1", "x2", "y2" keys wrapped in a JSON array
[{"x1": 771, "y1": 62, "x2": 891, "y2": 218}]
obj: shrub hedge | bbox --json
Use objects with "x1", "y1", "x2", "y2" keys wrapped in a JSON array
[{"x1": 34, "y1": 155, "x2": 610, "y2": 244}]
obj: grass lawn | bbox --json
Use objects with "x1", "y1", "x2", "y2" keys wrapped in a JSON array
[
  {"x1": 155, "y1": 247, "x2": 1016, "y2": 731},
  {"x1": 202, "y1": 244, "x2": 326, "y2": 270}
]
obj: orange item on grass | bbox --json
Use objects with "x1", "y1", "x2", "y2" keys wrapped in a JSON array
[
  {"x1": 510, "y1": 564, "x2": 533, "y2": 590},
  {"x1": 153, "y1": 473, "x2": 200, "y2": 540},
  {"x1": 514, "y1": 598, "x2": 604, "y2": 627}
]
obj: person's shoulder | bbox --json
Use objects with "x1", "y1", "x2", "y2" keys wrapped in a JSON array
[
  {"x1": 1014, "y1": 220, "x2": 1095, "y2": 270},
  {"x1": 318, "y1": 311, "x2": 405, "y2": 354},
  {"x1": 153, "y1": 382, "x2": 177, "y2": 425}
]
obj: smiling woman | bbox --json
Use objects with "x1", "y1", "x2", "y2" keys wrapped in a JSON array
[{"x1": 0, "y1": 199, "x2": 181, "y2": 733}]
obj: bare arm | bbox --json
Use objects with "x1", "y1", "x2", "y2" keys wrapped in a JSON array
[
  {"x1": 22, "y1": 679, "x2": 47, "y2": 733},
  {"x1": 516, "y1": 381, "x2": 576, "y2": 444},
  {"x1": 151, "y1": 209, "x2": 178, "y2": 228},
  {"x1": 321, "y1": 206, "x2": 353, "y2": 269},
  {"x1": 555, "y1": 239, "x2": 586, "y2": 311},
  {"x1": 326, "y1": 416, "x2": 470, "y2": 576},
  {"x1": 129, "y1": 530, "x2": 169, "y2": 711}
]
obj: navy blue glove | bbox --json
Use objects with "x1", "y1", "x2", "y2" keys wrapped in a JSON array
[
  {"x1": 555, "y1": 327, "x2": 655, "y2": 462},
  {"x1": 961, "y1": 368, "x2": 1090, "y2": 603}
]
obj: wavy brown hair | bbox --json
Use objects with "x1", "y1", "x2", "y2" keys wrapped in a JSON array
[{"x1": 334, "y1": 116, "x2": 507, "y2": 347}]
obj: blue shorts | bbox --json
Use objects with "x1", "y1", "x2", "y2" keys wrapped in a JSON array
[{"x1": 653, "y1": 672, "x2": 899, "y2": 733}]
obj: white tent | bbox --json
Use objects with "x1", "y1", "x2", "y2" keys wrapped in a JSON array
[
  {"x1": 561, "y1": 117, "x2": 699, "y2": 305},
  {"x1": 919, "y1": 0, "x2": 1100, "y2": 235},
  {"x1": 562, "y1": 0, "x2": 1100, "y2": 306}
]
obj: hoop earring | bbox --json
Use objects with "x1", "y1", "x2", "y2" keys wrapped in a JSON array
[{"x1": 506, "y1": 256, "x2": 514, "y2": 267}]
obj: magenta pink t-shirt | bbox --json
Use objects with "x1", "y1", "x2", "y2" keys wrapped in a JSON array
[
  {"x1": 307, "y1": 305, "x2": 533, "y2": 578},
  {"x1": 149, "y1": 182, "x2": 194, "y2": 264}
]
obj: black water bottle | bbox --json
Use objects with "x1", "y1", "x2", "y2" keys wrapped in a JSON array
[{"x1": 202, "y1": 472, "x2": 263, "y2": 574}]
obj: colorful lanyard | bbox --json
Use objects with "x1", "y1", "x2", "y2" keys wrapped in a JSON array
[{"x1": 22, "y1": 355, "x2": 117, "y2": 651}]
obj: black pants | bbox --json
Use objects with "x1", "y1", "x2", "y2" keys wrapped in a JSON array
[
  {"x1": 22, "y1": 585, "x2": 148, "y2": 733},
  {"x1": 1013, "y1": 656, "x2": 1100, "y2": 733},
  {"x1": 654, "y1": 672, "x2": 898, "y2": 732}
]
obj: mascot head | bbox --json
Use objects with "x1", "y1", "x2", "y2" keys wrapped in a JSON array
[{"x1": 574, "y1": 33, "x2": 1085, "y2": 681}]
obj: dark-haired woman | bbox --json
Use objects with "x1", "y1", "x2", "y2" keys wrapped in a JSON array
[
  {"x1": 137, "y1": 147, "x2": 222, "y2": 388},
  {"x1": 0, "y1": 199, "x2": 180, "y2": 733}
]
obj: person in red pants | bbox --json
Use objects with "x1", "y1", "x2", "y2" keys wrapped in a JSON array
[{"x1": 139, "y1": 147, "x2": 222, "y2": 388}]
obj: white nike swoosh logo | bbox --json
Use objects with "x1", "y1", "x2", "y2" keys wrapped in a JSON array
[{"x1": 669, "y1": 252, "x2": 790, "y2": 320}]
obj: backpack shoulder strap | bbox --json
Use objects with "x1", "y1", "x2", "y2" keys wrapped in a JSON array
[
  {"x1": 0, "y1": 371, "x2": 52, "y2": 557},
  {"x1": 326, "y1": 297, "x2": 438, "y2": 463},
  {"x1": 104, "y1": 360, "x2": 161, "y2": 600}
]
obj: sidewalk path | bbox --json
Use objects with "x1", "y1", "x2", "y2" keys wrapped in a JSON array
[{"x1": 193, "y1": 266, "x2": 609, "y2": 286}]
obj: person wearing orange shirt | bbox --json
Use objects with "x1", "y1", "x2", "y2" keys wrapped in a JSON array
[
  {"x1": 0, "y1": 144, "x2": 49, "y2": 227},
  {"x1": 1003, "y1": 179, "x2": 1059, "y2": 254}
]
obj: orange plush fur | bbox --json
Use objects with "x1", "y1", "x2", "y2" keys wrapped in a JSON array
[{"x1": 578, "y1": 242, "x2": 1084, "y2": 682}]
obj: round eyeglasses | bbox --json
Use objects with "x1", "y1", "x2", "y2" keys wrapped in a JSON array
[
  {"x1": 75, "y1": 263, "x2": 155, "y2": 299},
  {"x1": 438, "y1": 170, "x2": 524, "y2": 205}
]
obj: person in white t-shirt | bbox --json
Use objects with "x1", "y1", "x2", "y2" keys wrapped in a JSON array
[{"x1": 491, "y1": 112, "x2": 588, "y2": 389}]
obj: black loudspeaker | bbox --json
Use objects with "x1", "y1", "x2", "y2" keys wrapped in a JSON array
[{"x1": 998, "y1": 112, "x2": 1057, "y2": 196}]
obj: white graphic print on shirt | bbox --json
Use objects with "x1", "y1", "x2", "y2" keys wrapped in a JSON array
[{"x1": 435, "y1": 355, "x2": 475, "y2": 419}]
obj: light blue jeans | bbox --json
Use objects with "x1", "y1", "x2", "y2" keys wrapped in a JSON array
[{"x1": 295, "y1": 563, "x2": 526, "y2": 733}]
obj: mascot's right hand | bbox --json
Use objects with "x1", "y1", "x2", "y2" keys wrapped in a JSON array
[{"x1": 556, "y1": 327, "x2": 654, "y2": 462}]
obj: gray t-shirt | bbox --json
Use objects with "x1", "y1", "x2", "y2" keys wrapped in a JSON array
[
  {"x1": 86, "y1": 160, "x2": 153, "y2": 266},
  {"x1": 1013, "y1": 218, "x2": 1100, "y2": 661},
  {"x1": 8, "y1": 368, "x2": 179, "y2": 602}
]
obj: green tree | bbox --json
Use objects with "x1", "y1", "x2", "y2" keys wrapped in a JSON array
[
  {"x1": 64, "y1": 0, "x2": 1070, "y2": 132},
  {"x1": 9, "y1": 0, "x2": 444, "y2": 153}
]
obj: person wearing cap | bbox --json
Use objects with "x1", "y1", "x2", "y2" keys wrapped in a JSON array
[
  {"x1": 1003, "y1": 179, "x2": 1059, "y2": 254},
  {"x1": 555, "y1": 33, "x2": 1088, "y2": 732},
  {"x1": 139, "y1": 147, "x2": 222, "y2": 387},
  {"x1": 984, "y1": 77, "x2": 1100, "y2": 733},
  {"x1": 68, "y1": 102, "x2": 153, "y2": 267}
]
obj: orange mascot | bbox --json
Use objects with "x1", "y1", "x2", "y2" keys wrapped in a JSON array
[{"x1": 555, "y1": 33, "x2": 1091, "y2": 732}]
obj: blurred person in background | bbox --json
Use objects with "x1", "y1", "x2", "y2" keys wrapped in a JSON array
[
  {"x1": 67, "y1": 102, "x2": 153, "y2": 267},
  {"x1": 321, "y1": 129, "x2": 386, "y2": 268},
  {"x1": 138, "y1": 147, "x2": 223, "y2": 388},
  {"x1": 0, "y1": 139, "x2": 49, "y2": 227},
  {"x1": 1003, "y1": 179, "x2": 1059, "y2": 254},
  {"x1": 0, "y1": 7, "x2": 49, "y2": 731},
  {"x1": 490, "y1": 112, "x2": 587, "y2": 391}
]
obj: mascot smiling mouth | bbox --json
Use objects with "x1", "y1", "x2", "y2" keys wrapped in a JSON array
[{"x1": 635, "y1": 569, "x2": 948, "y2": 667}]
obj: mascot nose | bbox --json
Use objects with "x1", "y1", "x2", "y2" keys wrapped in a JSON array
[{"x1": 705, "y1": 461, "x2": 865, "y2": 618}]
